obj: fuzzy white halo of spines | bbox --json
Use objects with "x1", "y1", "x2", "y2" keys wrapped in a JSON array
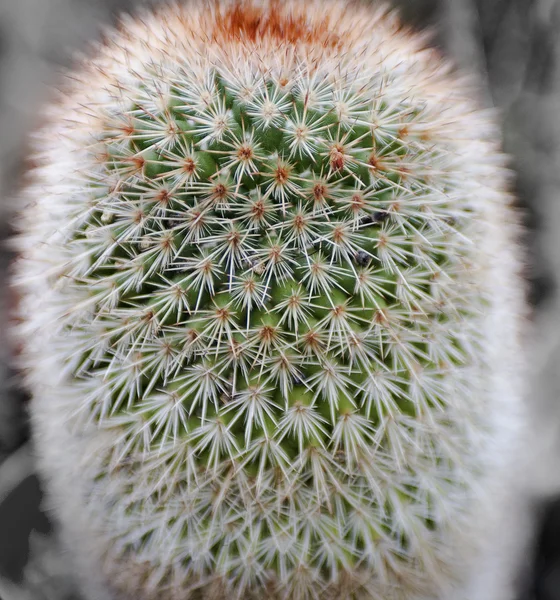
[{"x1": 12, "y1": 1, "x2": 528, "y2": 599}]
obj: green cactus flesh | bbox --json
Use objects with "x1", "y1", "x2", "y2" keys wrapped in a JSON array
[{"x1": 70, "y1": 67, "x2": 477, "y2": 588}]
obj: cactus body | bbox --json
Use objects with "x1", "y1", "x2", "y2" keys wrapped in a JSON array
[{"x1": 12, "y1": 1, "x2": 527, "y2": 599}]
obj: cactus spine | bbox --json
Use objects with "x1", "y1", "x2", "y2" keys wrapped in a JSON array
[{"x1": 12, "y1": 1, "x2": 527, "y2": 599}]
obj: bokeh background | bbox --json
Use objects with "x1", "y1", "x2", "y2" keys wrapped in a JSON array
[{"x1": 1, "y1": 0, "x2": 560, "y2": 598}]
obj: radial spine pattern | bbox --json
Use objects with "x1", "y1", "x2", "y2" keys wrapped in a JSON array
[{"x1": 12, "y1": 1, "x2": 527, "y2": 599}]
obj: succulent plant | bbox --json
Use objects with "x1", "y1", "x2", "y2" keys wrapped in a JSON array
[{"x1": 11, "y1": 0, "x2": 527, "y2": 599}]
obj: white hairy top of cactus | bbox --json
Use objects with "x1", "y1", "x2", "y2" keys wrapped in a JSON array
[{"x1": 11, "y1": 1, "x2": 527, "y2": 599}]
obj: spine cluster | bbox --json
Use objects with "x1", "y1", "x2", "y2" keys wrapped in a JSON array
[{"x1": 11, "y1": 1, "x2": 526, "y2": 599}]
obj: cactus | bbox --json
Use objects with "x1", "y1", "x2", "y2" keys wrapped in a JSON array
[{"x1": 11, "y1": 1, "x2": 527, "y2": 599}]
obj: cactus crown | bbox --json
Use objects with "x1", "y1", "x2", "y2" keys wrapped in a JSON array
[{"x1": 12, "y1": 1, "x2": 523, "y2": 599}]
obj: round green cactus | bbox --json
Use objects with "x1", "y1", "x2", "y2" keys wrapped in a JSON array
[{"x1": 11, "y1": 1, "x2": 527, "y2": 599}]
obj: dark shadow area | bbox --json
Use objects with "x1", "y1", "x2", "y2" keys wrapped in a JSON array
[
  {"x1": 526, "y1": 497, "x2": 560, "y2": 600},
  {"x1": 0, "y1": 474, "x2": 51, "y2": 584}
]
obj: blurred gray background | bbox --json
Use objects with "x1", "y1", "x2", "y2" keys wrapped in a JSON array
[{"x1": 1, "y1": 0, "x2": 560, "y2": 598}]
